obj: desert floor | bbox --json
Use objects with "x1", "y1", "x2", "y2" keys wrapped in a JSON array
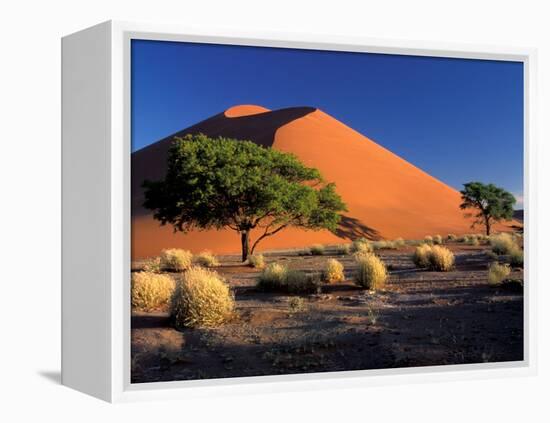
[{"x1": 131, "y1": 242, "x2": 523, "y2": 384}]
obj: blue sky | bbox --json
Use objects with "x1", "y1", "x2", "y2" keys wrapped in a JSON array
[{"x1": 131, "y1": 39, "x2": 524, "y2": 206}]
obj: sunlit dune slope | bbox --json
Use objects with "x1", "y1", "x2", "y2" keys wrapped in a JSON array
[{"x1": 131, "y1": 104, "x2": 517, "y2": 259}]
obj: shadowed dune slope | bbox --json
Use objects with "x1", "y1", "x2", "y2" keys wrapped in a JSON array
[{"x1": 132, "y1": 105, "x2": 517, "y2": 259}]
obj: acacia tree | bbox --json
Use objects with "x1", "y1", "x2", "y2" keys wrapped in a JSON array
[
  {"x1": 143, "y1": 134, "x2": 347, "y2": 261},
  {"x1": 459, "y1": 182, "x2": 515, "y2": 235}
]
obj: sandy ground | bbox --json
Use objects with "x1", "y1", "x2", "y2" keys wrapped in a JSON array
[{"x1": 131, "y1": 242, "x2": 523, "y2": 383}]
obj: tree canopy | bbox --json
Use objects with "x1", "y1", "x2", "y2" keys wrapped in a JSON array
[
  {"x1": 143, "y1": 134, "x2": 347, "y2": 261},
  {"x1": 459, "y1": 182, "x2": 515, "y2": 235}
]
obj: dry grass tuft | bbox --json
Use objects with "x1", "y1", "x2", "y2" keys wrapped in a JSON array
[
  {"x1": 247, "y1": 254, "x2": 265, "y2": 268},
  {"x1": 428, "y1": 245, "x2": 455, "y2": 271},
  {"x1": 413, "y1": 244, "x2": 454, "y2": 271},
  {"x1": 490, "y1": 233, "x2": 517, "y2": 255},
  {"x1": 142, "y1": 257, "x2": 162, "y2": 273},
  {"x1": 488, "y1": 262, "x2": 511, "y2": 285},
  {"x1": 509, "y1": 248, "x2": 524, "y2": 268},
  {"x1": 447, "y1": 234, "x2": 457, "y2": 241},
  {"x1": 352, "y1": 238, "x2": 373, "y2": 254},
  {"x1": 285, "y1": 270, "x2": 320, "y2": 294},
  {"x1": 194, "y1": 251, "x2": 220, "y2": 268},
  {"x1": 310, "y1": 244, "x2": 325, "y2": 256},
  {"x1": 257, "y1": 263, "x2": 319, "y2": 294},
  {"x1": 160, "y1": 248, "x2": 193, "y2": 272},
  {"x1": 372, "y1": 240, "x2": 398, "y2": 250},
  {"x1": 323, "y1": 258, "x2": 345, "y2": 283},
  {"x1": 393, "y1": 238, "x2": 406, "y2": 248},
  {"x1": 131, "y1": 271, "x2": 175, "y2": 311},
  {"x1": 433, "y1": 235, "x2": 443, "y2": 245},
  {"x1": 424, "y1": 235, "x2": 433, "y2": 244},
  {"x1": 257, "y1": 263, "x2": 288, "y2": 291},
  {"x1": 354, "y1": 253, "x2": 388, "y2": 290},
  {"x1": 465, "y1": 235, "x2": 479, "y2": 246},
  {"x1": 171, "y1": 266, "x2": 234, "y2": 328},
  {"x1": 337, "y1": 243, "x2": 352, "y2": 255},
  {"x1": 413, "y1": 244, "x2": 433, "y2": 268}
]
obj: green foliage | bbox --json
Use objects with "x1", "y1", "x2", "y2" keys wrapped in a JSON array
[
  {"x1": 143, "y1": 134, "x2": 347, "y2": 261},
  {"x1": 460, "y1": 182, "x2": 515, "y2": 235}
]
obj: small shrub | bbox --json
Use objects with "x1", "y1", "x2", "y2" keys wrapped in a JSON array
[
  {"x1": 352, "y1": 238, "x2": 372, "y2": 253},
  {"x1": 447, "y1": 234, "x2": 457, "y2": 241},
  {"x1": 142, "y1": 257, "x2": 161, "y2": 273},
  {"x1": 323, "y1": 258, "x2": 345, "y2": 283},
  {"x1": 466, "y1": 235, "x2": 479, "y2": 246},
  {"x1": 393, "y1": 238, "x2": 406, "y2": 248},
  {"x1": 160, "y1": 248, "x2": 193, "y2": 272},
  {"x1": 288, "y1": 297, "x2": 306, "y2": 314},
  {"x1": 171, "y1": 266, "x2": 234, "y2": 328},
  {"x1": 413, "y1": 244, "x2": 433, "y2": 268},
  {"x1": 257, "y1": 263, "x2": 288, "y2": 291},
  {"x1": 424, "y1": 235, "x2": 433, "y2": 244},
  {"x1": 428, "y1": 245, "x2": 455, "y2": 271},
  {"x1": 488, "y1": 262, "x2": 511, "y2": 285},
  {"x1": 285, "y1": 270, "x2": 320, "y2": 294},
  {"x1": 131, "y1": 271, "x2": 175, "y2": 311},
  {"x1": 490, "y1": 233, "x2": 517, "y2": 255},
  {"x1": 373, "y1": 240, "x2": 397, "y2": 250},
  {"x1": 413, "y1": 244, "x2": 454, "y2": 271},
  {"x1": 486, "y1": 250, "x2": 499, "y2": 260},
  {"x1": 354, "y1": 253, "x2": 388, "y2": 290},
  {"x1": 194, "y1": 251, "x2": 220, "y2": 268},
  {"x1": 433, "y1": 235, "x2": 443, "y2": 245},
  {"x1": 247, "y1": 253, "x2": 265, "y2": 268},
  {"x1": 337, "y1": 243, "x2": 352, "y2": 255},
  {"x1": 509, "y1": 248, "x2": 524, "y2": 268},
  {"x1": 310, "y1": 244, "x2": 325, "y2": 255}
]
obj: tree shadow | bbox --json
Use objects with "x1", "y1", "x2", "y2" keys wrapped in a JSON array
[{"x1": 335, "y1": 215, "x2": 380, "y2": 241}]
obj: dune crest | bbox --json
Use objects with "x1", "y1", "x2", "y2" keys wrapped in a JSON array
[
  {"x1": 131, "y1": 105, "x2": 516, "y2": 259},
  {"x1": 224, "y1": 104, "x2": 270, "y2": 117}
]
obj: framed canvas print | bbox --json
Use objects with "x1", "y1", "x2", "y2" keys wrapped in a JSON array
[{"x1": 61, "y1": 21, "x2": 537, "y2": 402}]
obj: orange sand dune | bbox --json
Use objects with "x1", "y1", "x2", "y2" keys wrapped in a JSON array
[{"x1": 132, "y1": 105, "x2": 517, "y2": 259}]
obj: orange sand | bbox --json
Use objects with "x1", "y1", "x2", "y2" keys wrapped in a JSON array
[{"x1": 131, "y1": 105, "x2": 517, "y2": 259}]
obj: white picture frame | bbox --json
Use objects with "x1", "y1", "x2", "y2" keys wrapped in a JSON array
[{"x1": 61, "y1": 20, "x2": 538, "y2": 403}]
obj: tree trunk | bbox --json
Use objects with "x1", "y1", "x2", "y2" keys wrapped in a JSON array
[
  {"x1": 485, "y1": 215, "x2": 491, "y2": 236},
  {"x1": 241, "y1": 230, "x2": 250, "y2": 262}
]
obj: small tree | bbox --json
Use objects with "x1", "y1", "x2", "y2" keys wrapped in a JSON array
[
  {"x1": 459, "y1": 182, "x2": 515, "y2": 235},
  {"x1": 143, "y1": 134, "x2": 347, "y2": 261}
]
